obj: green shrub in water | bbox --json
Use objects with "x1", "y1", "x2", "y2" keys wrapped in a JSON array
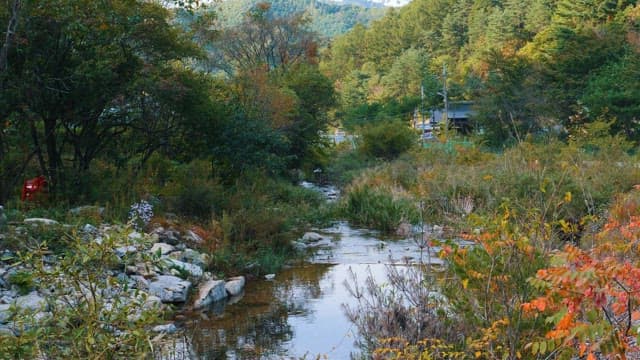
[{"x1": 341, "y1": 184, "x2": 418, "y2": 233}]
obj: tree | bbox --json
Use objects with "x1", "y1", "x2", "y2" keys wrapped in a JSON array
[
  {"x1": 1, "y1": 0, "x2": 203, "y2": 200},
  {"x1": 581, "y1": 52, "x2": 640, "y2": 142},
  {"x1": 211, "y1": 2, "x2": 318, "y2": 76}
]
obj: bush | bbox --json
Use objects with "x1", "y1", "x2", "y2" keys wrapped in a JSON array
[
  {"x1": 341, "y1": 183, "x2": 418, "y2": 233},
  {"x1": 359, "y1": 121, "x2": 417, "y2": 160}
]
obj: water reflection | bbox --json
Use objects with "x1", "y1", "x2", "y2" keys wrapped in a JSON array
[{"x1": 180, "y1": 222, "x2": 446, "y2": 359}]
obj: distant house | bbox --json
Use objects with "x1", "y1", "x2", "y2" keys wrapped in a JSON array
[{"x1": 430, "y1": 101, "x2": 475, "y2": 134}]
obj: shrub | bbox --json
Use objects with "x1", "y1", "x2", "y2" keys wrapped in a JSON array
[
  {"x1": 0, "y1": 231, "x2": 164, "y2": 359},
  {"x1": 359, "y1": 121, "x2": 417, "y2": 160},
  {"x1": 341, "y1": 183, "x2": 418, "y2": 233}
]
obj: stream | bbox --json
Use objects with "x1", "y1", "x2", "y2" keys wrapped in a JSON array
[{"x1": 165, "y1": 183, "x2": 447, "y2": 359}]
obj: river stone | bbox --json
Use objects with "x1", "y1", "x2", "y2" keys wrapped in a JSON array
[
  {"x1": 264, "y1": 274, "x2": 276, "y2": 280},
  {"x1": 14, "y1": 292, "x2": 47, "y2": 311},
  {"x1": 149, "y1": 275, "x2": 191, "y2": 303},
  {"x1": 152, "y1": 323, "x2": 178, "y2": 334},
  {"x1": 225, "y1": 276, "x2": 245, "y2": 297},
  {"x1": 150, "y1": 242, "x2": 175, "y2": 256},
  {"x1": 128, "y1": 231, "x2": 143, "y2": 240},
  {"x1": 143, "y1": 295, "x2": 163, "y2": 310},
  {"x1": 184, "y1": 230, "x2": 204, "y2": 245},
  {"x1": 162, "y1": 258, "x2": 203, "y2": 279},
  {"x1": 0, "y1": 304, "x2": 12, "y2": 323},
  {"x1": 115, "y1": 245, "x2": 138, "y2": 257},
  {"x1": 126, "y1": 263, "x2": 157, "y2": 278},
  {"x1": 153, "y1": 227, "x2": 180, "y2": 245},
  {"x1": 193, "y1": 279, "x2": 226, "y2": 309},
  {"x1": 23, "y1": 218, "x2": 59, "y2": 226},
  {"x1": 181, "y1": 249, "x2": 209, "y2": 269},
  {"x1": 0, "y1": 325, "x2": 14, "y2": 336},
  {"x1": 131, "y1": 275, "x2": 150, "y2": 290},
  {"x1": 302, "y1": 232, "x2": 324, "y2": 243}
]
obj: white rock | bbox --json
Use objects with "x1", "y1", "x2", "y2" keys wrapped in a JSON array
[
  {"x1": 23, "y1": 218, "x2": 59, "y2": 226},
  {"x1": 162, "y1": 258, "x2": 203, "y2": 279},
  {"x1": 302, "y1": 232, "x2": 324, "y2": 243},
  {"x1": 0, "y1": 325, "x2": 14, "y2": 336},
  {"x1": 225, "y1": 276, "x2": 245, "y2": 297},
  {"x1": 143, "y1": 295, "x2": 163, "y2": 310},
  {"x1": 150, "y1": 243, "x2": 175, "y2": 256},
  {"x1": 115, "y1": 245, "x2": 137, "y2": 257},
  {"x1": 128, "y1": 231, "x2": 143, "y2": 240},
  {"x1": 184, "y1": 230, "x2": 204, "y2": 244},
  {"x1": 0, "y1": 304, "x2": 11, "y2": 323},
  {"x1": 82, "y1": 224, "x2": 98, "y2": 234},
  {"x1": 193, "y1": 280, "x2": 226, "y2": 309},
  {"x1": 152, "y1": 323, "x2": 178, "y2": 334},
  {"x1": 130, "y1": 275, "x2": 150, "y2": 290},
  {"x1": 181, "y1": 249, "x2": 209, "y2": 268},
  {"x1": 264, "y1": 274, "x2": 276, "y2": 280},
  {"x1": 149, "y1": 275, "x2": 192, "y2": 303},
  {"x1": 14, "y1": 292, "x2": 47, "y2": 311}
]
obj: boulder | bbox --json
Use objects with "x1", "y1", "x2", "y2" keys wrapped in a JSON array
[
  {"x1": 14, "y1": 292, "x2": 47, "y2": 312},
  {"x1": 184, "y1": 230, "x2": 204, "y2": 245},
  {"x1": 153, "y1": 227, "x2": 180, "y2": 245},
  {"x1": 0, "y1": 304, "x2": 11, "y2": 323},
  {"x1": 162, "y1": 258, "x2": 203, "y2": 279},
  {"x1": 193, "y1": 280, "x2": 226, "y2": 309},
  {"x1": 181, "y1": 249, "x2": 209, "y2": 269},
  {"x1": 150, "y1": 242, "x2": 175, "y2": 256},
  {"x1": 115, "y1": 245, "x2": 138, "y2": 257},
  {"x1": 128, "y1": 231, "x2": 143, "y2": 240},
  {"x1": 130, "y1": 275, "x2": 150, "y2": 290},
  {"x1": 149, "y1": 275, "x2": 191, "y2": 303},
  {"x1": 152, "y1": 323, "x2": 178, "y2": 334},
  {"x1": 23, "y1": 218, "x2": 59, "y2": 226},
  {"x1": 0, "y1": 325, "x2": 14, "y2": 336},
  {"x1": 125, "y1": 263, "x2": 157, "y2": 278},
  {"x1": 302, "y1": 232, "x2": 324, "y2": 243},
  {"x1": 225, "y1": 276, "x2": 245, "y2": 297}
]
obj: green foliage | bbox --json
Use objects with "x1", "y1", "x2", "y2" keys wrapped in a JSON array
[
  {"x1": 7, "y1": 271, "x2": 34, "y2": 296},
  {"x1": 340, "y1": 183, "x2": 418, "y2": 233},
  {"x1": 581, "y1": 52, "x2": 640, "y2": 141},
  {"x1": 359, "y1": 121, "x2": 417, "y2": 160},
  {"x1": 0, "y1": 231, "x2": 163, "y2": 359},
  {"x1": 442, "y1": 206, "x2": 550, "y2": 358},
  {"x1": 210, "y1": 0, "x2": 386, "y2": 38}
]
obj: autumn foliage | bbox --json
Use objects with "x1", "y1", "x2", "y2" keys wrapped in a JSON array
[{"x1": 522, "y1": 190, "x2": 640, "y2": 358}]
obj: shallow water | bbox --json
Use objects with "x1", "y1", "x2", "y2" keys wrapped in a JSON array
[{"x1": 175, "y1": 222, "x2": 447, "y2": 359}]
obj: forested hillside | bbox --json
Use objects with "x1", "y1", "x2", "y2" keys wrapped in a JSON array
[
  {"x1": 3, "y1": 1, "x2": 640, "y2": 358},
  {"x1": 323, "y1": 0, "x2": 640, "y2": 145},
  {"x1": 215, "y1": 0, "x2": 386, "y2": 38}
]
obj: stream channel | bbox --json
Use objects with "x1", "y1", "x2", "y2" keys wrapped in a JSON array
[{"x1": 169, "y1": 182, "x2": 447, "y2": 359}]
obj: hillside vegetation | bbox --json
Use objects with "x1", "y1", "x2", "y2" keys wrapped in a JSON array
[
  {"x1": 214, "y1": 0, "x2": 386, "y2": 38},
  {"x1": 323, "y1": 0, "x2": 640, "y2": 145},
  {"x1": 2, "y1": 0, "x2": 640, "y2": 358}
]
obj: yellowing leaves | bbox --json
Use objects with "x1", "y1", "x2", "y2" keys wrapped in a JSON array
[{"x1": 461, "y1": 278, "x2": 469, "y2": 289}]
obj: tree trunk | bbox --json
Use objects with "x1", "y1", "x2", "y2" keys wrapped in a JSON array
[
  {"x1": 43, "y1": 117, "x2": 61, "y2": 194},
  {"x1": 0, "y1": 0, "x2": 21, "y2": 74}
]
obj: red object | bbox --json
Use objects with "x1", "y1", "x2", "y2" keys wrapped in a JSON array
[{"x1": 21, "y1": 176, "x2": 47, "y2": 201}]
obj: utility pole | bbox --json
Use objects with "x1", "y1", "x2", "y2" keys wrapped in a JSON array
[
  {"x1": 420, "y1": 84, "x2": 425, "y2": 146},
  {"x1": 442, "y1": 63, "x2": 449, "y2": 137}
]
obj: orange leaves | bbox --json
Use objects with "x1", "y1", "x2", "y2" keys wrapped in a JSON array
[
  {"x1": 522, "y1": 297, "x2": 548, "y2": 313},
  {"x1": 556, "y1": 312, "x2": 574, "y2": 330},
  {"x1": 524, "y1": 221, "x2": 640, "y2": 358}
]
